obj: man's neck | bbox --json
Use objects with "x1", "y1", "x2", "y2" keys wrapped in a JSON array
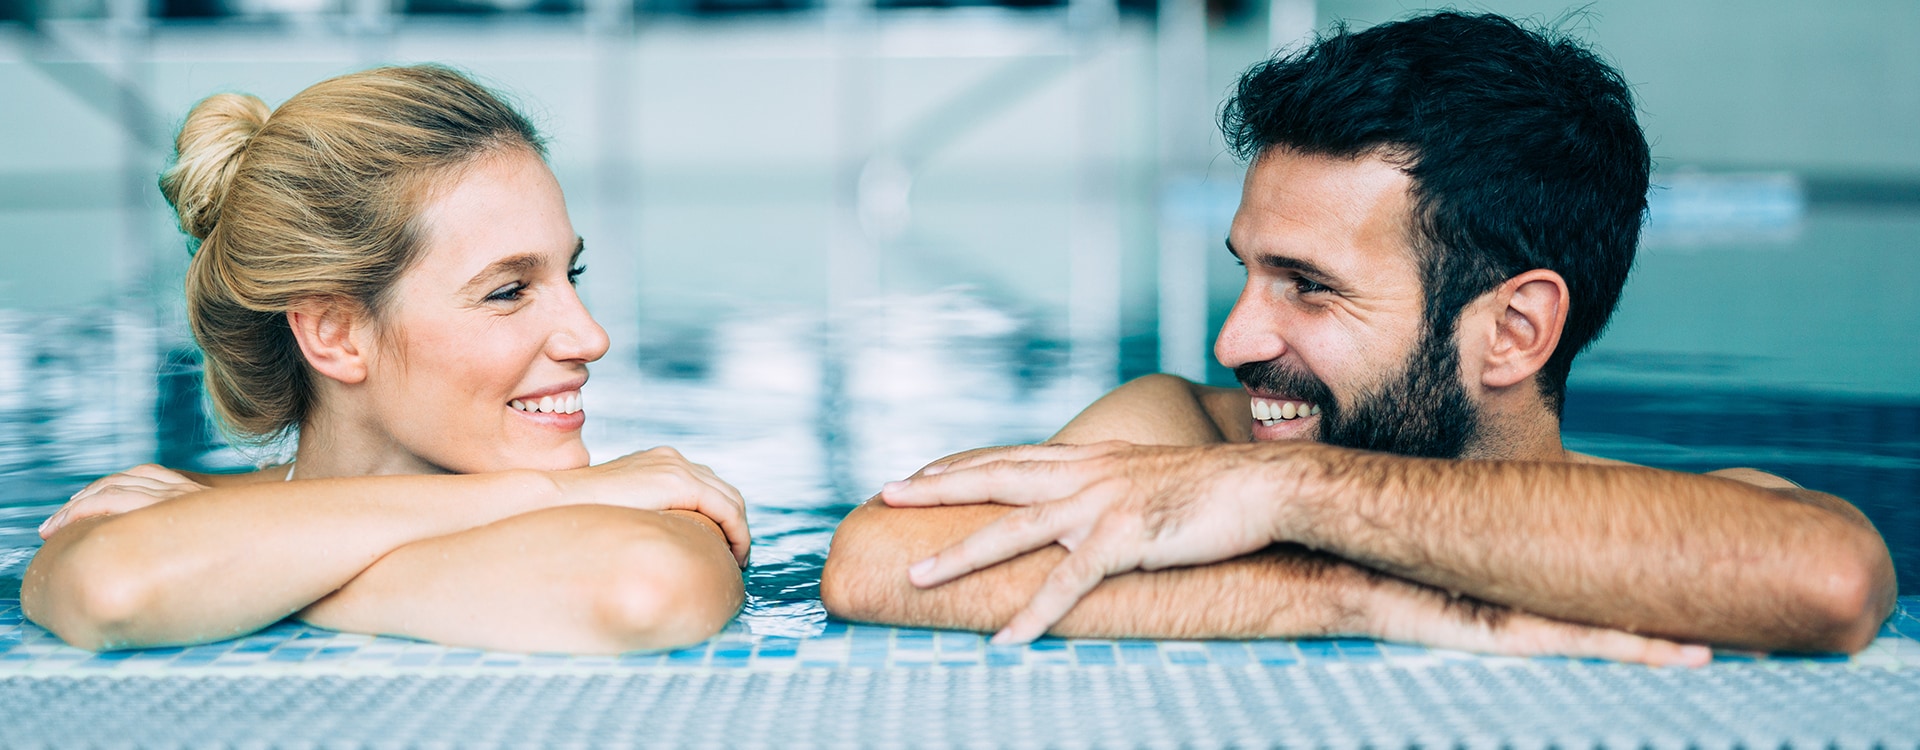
[{"x1": 1460, "y1": 391, "x2": 1570, "y2": 463}]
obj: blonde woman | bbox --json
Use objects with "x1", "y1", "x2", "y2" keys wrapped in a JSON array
[{"x1": 24, "y1": 65, "x2": 748, "y2": 654}]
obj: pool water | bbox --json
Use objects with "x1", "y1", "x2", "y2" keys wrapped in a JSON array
[{"x1": 0, "y1": 290, "x2": 1914, "y2": 641}]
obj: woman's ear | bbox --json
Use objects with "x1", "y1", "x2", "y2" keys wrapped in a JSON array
[
  {"x1": 286, "y1": 300, "x2": 371, "y2": 385},
  {"x1": 1479, "y1": 269, "x2": 1569, "y2": 390}
]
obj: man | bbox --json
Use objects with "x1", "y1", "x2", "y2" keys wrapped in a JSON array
[{"x1": 819, "y1": 11, "x2": 1896, "y2": 663}]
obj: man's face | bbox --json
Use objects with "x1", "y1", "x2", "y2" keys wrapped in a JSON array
[{"x1": 1215, "y1": 149, "x2": 1480, "y2": 458}]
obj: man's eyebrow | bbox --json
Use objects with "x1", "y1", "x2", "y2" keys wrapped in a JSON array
[{"x1": 1224, "y1": 238, "x2": 1345, "y2": 285}]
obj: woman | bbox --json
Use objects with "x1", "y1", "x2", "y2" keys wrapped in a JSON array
[{"x1": 23, "y1": 65, "x2": 748, "y2": 654}]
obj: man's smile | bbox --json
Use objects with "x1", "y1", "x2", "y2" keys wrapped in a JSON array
[
  {"x1": 1247, "y1": 391, "x2": 1321, "y2": 441},
  {"x1": 1250, "y1": 395, "x2": 1319, "y2": 425}
]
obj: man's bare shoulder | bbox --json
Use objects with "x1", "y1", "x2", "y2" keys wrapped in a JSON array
[
  {"x1": 1052, "y1": 375, "x2": 1250, "y2": 446},
  {"x1": 1192, "y1": 383, "x2": 1254, "y2": 443},
  {"x1": 1565, "y1": 451, "x2": 1801, "y2": 489}
]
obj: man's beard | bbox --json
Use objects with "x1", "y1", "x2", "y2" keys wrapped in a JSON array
[{"x1": 1234, "y1": 323, "x2": 1480, "y2": 459}]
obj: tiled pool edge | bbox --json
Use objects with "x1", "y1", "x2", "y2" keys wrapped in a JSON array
[{"x1": 2, "y1": 596, "x2": 1916, "y2": 677}]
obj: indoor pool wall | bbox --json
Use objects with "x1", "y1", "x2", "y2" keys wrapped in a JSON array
[{"x1": 4, "y1": 3, "x2": 1920, "y2": 745}]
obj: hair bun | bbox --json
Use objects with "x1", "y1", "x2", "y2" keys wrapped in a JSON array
[{"x1": 159, "y1": 93, "x2": 272, "y2": 241}]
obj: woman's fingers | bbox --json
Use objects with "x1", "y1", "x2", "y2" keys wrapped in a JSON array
[
  {"x1": 577, "y1": 447, "x2": 752, "y2": 566},
  {"x1": 687, "y1": 475, "x2": 752, "y2": 566},
  {"x1": 639, "y1": 450, "x2": 751, "y2": 566},
  {"x1": 39, "y1": 482, "x2": 180, "y2": 538}
]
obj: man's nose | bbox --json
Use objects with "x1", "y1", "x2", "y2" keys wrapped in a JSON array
[{"x1": 1214, "y1": 293, "x2": 1287, "y2": 370}]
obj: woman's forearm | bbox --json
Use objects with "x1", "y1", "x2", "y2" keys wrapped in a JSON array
[
  {"x1": 21, "y1": 470, "x2": 561, "y2": 650},
  {"x1": 297, "y1": 505, "x2": 744, "y2": 653}
]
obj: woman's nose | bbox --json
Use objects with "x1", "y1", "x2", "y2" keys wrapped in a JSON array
[{"x1": 550, "y1": 291, "x2": 611, "y2": 364}]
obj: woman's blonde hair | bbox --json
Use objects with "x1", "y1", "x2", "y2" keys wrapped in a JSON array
[{"x1": 159, "y1": 64, "x2": 544, "y2": 444}]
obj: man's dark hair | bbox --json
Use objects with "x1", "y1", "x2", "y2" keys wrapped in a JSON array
[{"x1": 1220, "y1": 11, "x2": 1649, "y2": 415}]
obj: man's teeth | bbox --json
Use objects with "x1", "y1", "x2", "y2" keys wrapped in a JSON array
[
  {"x1": 510, "y1": 392, "x2": 583, "y2": 415},
  {"x1": 1251, "y1": 397, "x2": 1319, "y2": 425}
]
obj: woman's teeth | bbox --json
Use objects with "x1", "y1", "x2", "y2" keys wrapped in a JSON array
[
  {"x1": 1251, "y1": 397, "x2": 1318, "y2": 426},
  {"x1": 510, "y1": 392, "x2": 583, "y2": 415}
]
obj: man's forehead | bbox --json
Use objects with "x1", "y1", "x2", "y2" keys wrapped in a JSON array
[{"x1": 1228, "y1": 150, "x2": 1421, "y2": 274}]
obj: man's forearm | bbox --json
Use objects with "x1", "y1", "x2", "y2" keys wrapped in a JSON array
[
  {"x1": 1282, "y1": 446, "x2": 1897, "y2": 651},
  {"x1": 823, "y1": 501, "x2": 1374, "y2": 639}
]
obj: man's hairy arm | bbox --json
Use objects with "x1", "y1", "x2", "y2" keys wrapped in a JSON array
[
  {"x1": 822, "y1": 499, "x2": 1700, "y2": 661},
  {"x1": 823, "y1": 502, "x2": 1356, "y2": 639},
  {"x1": 1279, "y1": 447, "x2": 1896, "y2": 652},
  {"x1": 821, "y1": 375, "x2": 1338, "y2": 638},
  {"x1": 821, "y1": 376, "x2": 1704, "y2": 661}
]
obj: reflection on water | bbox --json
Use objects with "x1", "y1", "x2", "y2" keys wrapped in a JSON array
[{"x1": 0, "y1": 291, "x2": 1916, "y2": 641}]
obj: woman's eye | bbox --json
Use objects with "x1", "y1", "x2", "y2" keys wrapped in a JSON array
[
  {"x1": 567, "y1": 265, "x2": 587, "y2": 285},
  {"x1": 486, "y1": 283, "x2": 526, "y2": 302}
]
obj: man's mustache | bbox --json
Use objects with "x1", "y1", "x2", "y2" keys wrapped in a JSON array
[{"x1": 1233, "y1": 361, "x2": 1337, "y2": 416}]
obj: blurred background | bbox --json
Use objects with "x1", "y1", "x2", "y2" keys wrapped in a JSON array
[{"x1": 1, "y1": 0, "x2": 1916, "y2": 614}]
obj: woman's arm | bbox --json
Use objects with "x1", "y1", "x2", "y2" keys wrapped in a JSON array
[
  {"x1": 24, "y1": 447, "x2": 747, "y2": 651},
  {"x1": 23, "y1": 470, "x2": 568, "y2": 650},
  {"x1": 297, "y1": 506, "x2": 744, "y2": 653}
]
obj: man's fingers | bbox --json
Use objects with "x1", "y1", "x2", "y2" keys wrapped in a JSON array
[
  {"x1": 908, "y1": 502, "x2": 1083, "y2": 588},
  {"x1": 1500, "y1": 613, "x2": 1712, "y2": 667},
  {"x1": 922, "y1": 443, "x2": 1116, "y2": 477},
  {"x1": 882, "y1": 461, "x2": 1094, "y2": 508},
  {"x1": 991, "y1": 546, "x2": 1119, "y2": 645}
]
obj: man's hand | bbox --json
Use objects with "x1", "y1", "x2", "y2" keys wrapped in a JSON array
[
  {"x1": 40, "y1": 464, "x2": 211, "y2": 539},
  {"x1": 1349, "y1": 558, "x2": 1711, "y2": 666},
  {"x1": 881, "y1": 441, "x2": 1296, "y2": 644},
  {"x1": 552, "y1": 446, "x2": 752, "y2": 567}
]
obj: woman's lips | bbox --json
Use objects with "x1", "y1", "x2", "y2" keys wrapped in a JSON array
[{"x1": 508, "y1": 390, "x2": 585, "y2": 430}]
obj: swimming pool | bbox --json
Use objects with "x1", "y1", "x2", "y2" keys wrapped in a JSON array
[{"x1": 2, "y1": 291, "x2": 1918, "y2": 745}]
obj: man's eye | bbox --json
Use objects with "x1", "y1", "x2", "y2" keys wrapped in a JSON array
[
  {"x1": 486, "y1": 283, "x2": 526, "y2": 302},
  {"x1": 1294, "y1": 276, "x2": 1331, "y2": 294}
]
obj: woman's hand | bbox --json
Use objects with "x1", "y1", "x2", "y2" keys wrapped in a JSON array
[
  {"x1": 40, "y1": 464, "x2": 212, "y2": 539},
  {"x1": 551, "y1": 447, "x2": 751, "y2": 567}
]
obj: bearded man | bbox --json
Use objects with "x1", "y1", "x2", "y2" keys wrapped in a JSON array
[{"x1": 819, "y1": 11, "x2": 1895, "y2": 662}]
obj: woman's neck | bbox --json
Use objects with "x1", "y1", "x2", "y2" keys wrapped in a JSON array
[{"x1": 291, "y1": 407, "x2": 450, "y2": 480}]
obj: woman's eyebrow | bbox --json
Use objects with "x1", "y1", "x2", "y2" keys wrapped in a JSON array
[{"x1": 459, "y1": 253, "x2": 544, "y2": 295}]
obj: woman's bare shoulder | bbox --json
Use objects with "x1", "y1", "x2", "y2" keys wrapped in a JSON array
[{"x1": 176, "y1": 464, "x2": 292, "y2": 488}]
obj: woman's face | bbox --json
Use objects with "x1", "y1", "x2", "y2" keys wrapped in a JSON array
[{"x1": 357, "y1": 148, "x2": 609, "y2": 474}]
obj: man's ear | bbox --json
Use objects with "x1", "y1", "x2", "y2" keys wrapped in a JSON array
[
  {"x1": 1479, "y1": 269, "x2": 1569, "y2": 390},
  {"x1": 286, "y1": 299, "x2": 372, "y2": 386}
]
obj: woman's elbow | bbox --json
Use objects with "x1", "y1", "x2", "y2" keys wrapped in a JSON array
[
  {"x1": 591, "y1": 530, "x2": 743, "y2": 652},
  {"x1": 21, "y1": 549, "x2": 155, "y2": 651}
]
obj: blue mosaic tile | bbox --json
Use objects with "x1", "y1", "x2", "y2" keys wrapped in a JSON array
[
  {"x1": 1072, "y1": 643, "x2": 1116, "y2": 665},
  {"x1": 1204, "y1": 641, "x2": 1251, "y2": 666},
  {"x1": 0, "y1": 596, "x2": 1914, "y2": 676},
  {"x1": 1119, "y1": 641, "x2": 1160, "y2": 665}
]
